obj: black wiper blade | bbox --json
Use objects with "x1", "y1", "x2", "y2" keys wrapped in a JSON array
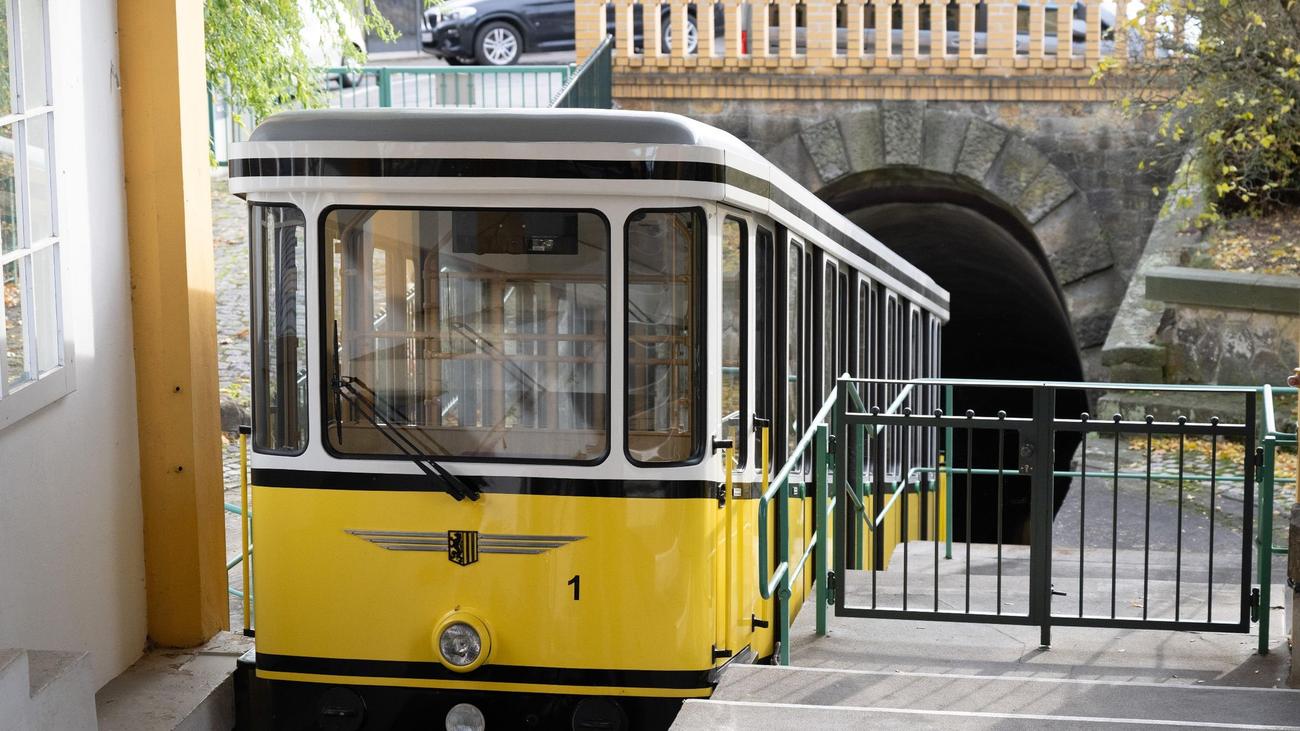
[{"x1": 332, "y1": 375, "x2": 481, "y2": 501}]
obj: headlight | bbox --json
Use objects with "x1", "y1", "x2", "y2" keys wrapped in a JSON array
[
  {"x1": 444, "y1": 6, "x2": 477, "y2": 21},
  {"x1": 439, "y1": 622, "x2": 482, "y2": 667},
  {"x1": 445, "y1": 703, "x2": 486, "y2": 731},
  {"x1": 433, "y1": 611, "x2": 492, "y2": 672}
]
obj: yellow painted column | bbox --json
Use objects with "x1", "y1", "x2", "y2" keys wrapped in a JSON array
[{"x1": 118, "y1": 0, "x2": 226, "y2": 646}]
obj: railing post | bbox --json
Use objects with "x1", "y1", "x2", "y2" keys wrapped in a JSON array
[
  {"x1": 1029, "y1": 385, "x2": 1056, "y2": 648},
  {"x1": 957, "y1": 0, "x2": 975, "y2": 62},
  {"x1": 874, "y1": 0, "x2": 892, "y2": 63},
  {"x1": 807, "y1": 0, "x2": 837, "y2": 66},
  {"x1": 671, "y1": 0, "x2": 691, "y2": 61},
  {"x1": 815, "y1": 423, "x2": 830, "y2": 635},
  {"x1": 847, "y1": 0, "x2": 864, "y2": 62},
  {"x1": 900, "y1": 0, "x2": 919, "y2": 62},
  {"x1": 944, "y1": 384, "x2": 954, "y2": 559},
  {"x1": 1055, "y1": 0, "x2": 1073, "y2": 64},
  {"x1": 928, "y1": 0, "x2": 947, "y2": 59},
  {"x1": 699, "y1": 0, "x2": 718, "y2": 61},
  {"x1": 1025, "y1": 0, "x2": 1045, "y2": 61},
  {"x1": 1090, "y1": 0, "x2": 1107, "y2": 67},
  {"x1": 647, "y1": 0, "x2": 665, "y2": 60},
  {"x1": 779, "y1": 0, "x2": 797, "y2": 59},
  {"x1": 1112, "y1": 0, "x2": 1127, "y2": 67},
  {"x1": 1258, "y1": 435, "x2": 1276, "y2": 655},
  {"x1": 985, "y1": 0, "x2": 1016, "y2": 68},
  {"x1": 777, "y1": 470, "x2": 791, "y2": 664},
  {"x1": 377, "y1": 67, "x2": 393, "y2": 107}
]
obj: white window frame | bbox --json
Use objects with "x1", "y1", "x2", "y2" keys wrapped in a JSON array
[{"x1": 0, "y1": 0, "x2": 71, "y2": 430}]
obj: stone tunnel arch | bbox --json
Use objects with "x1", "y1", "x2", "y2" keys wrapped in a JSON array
[{"x1": 762, "y1": 106, "x2": 1120, "y2": 539}]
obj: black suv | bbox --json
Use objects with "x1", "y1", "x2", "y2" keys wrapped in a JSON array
[{"x1": 421, "y1": 0, "x2": 708, "y2": 66}]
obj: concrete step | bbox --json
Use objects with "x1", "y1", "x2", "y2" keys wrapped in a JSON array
[
  {"x1": 0, "y1": 649, "x2": 96, "y2": 731},
  {"x1": 26, "y1": 651, "x2": 96, "y2": 731},
  {"x1": 0, "y1": 651, "x2": 30, "y2": 731},
  {"x1": 676, "y1": 664, "x2": 1300, "y2": 729}
]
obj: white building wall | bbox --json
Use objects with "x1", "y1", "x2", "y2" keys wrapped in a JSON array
[{"x1": 0, "y1": 0, "x2": 147, "y2": 688}]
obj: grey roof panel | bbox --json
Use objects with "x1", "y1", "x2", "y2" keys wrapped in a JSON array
[{"x1": 248, "y1": 108, "x2": 707, "y2": 145}]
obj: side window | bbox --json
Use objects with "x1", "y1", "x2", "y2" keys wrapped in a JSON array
[
  {"x1": 784, "y1": 240, "x2": 802, "y2": 466},
  {"x1": 720, "y1": 217, "x2": 747, "y2": 467},
  {"x1": 882, "y1": 290, "x2": 901, "y2": 475},
  {"x1": 626, "y1": 209, "x2": 703, "y2": 464},
  {"x1": 857, "y1": 277, "x2": 875, "y2": 474},
  {"x1": 251, "y1": 204, "x2": 308, "y2": 454},
  {"x1": 907, "y1": 304, "x2": 923, "y2": 469}
]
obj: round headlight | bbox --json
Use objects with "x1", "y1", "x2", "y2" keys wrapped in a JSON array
[
  {"x1": 445, "y1": 702, "x2": 486, "y2": 731},
  {"x1": 438, "y1": 622, "x2": 482, "y2": 668}
]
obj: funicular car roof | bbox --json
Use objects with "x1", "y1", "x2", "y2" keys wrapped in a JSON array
[{"x1": 248, "y1": 108, "x2": 750, "y2": 152}]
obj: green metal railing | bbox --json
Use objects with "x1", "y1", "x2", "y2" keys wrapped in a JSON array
[
  {"x1": 756, "y1": 389, "x2": 838, "y2": 665},
  {"x1": 224, "y1": 426, "x2": 254, "y2": 636},
  {"x1": 1257, "y1": 384, "x2": 1296, "y2": 654},
  {"x1": 209, "y1": 63, "x2": 578, "y2": 164},
  {"x1": 552, "y1": 36, "x2": 614, "y2": 108},
  {"x1": 755, "y1": 377, "x2": 1296, "y2": 663}
]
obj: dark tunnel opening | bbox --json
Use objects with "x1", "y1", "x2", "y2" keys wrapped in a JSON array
[{"x1": 823, "y1": 172, "x2": 1087, "y2": 543}]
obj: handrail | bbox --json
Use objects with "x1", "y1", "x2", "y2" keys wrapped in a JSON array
[
  {"x1": 551, "y1": 35, "x2": 614, "y2": 108},
  {"x1": 1263, "y1": 384, "x2": 1298, "y2": 438}
]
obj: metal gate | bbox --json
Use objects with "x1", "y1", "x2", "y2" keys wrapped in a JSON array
[{"x1": 830, "y1": 378, "x2": 1259, "y2": 647}]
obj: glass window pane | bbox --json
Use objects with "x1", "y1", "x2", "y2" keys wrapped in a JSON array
[
  {"x1": 721, "y1": 218, "x2": 745, "y2": 466},
  {"x1": 31, "y1": 241, "x2": 55, "y2": 373},
  {"x1": 25, "y1": 112, "x2": 51, "y2": 241},
  {"x1": 325, "y1": 208, "x2": 610, "y2": 462},
  {"x1": 0, "y1": 124, "x2": 16, "y2": 255},
  {"x1": 823, "y1": 263, "x2": 835, "y2": 399},
  {"x1": 3, "y1": 258, "x2": 28, "y2": 387},
  {"x1": 0, "y1": 0, "x2": 11, "y2": 117},
  {"x1": 18, "y1": 0, "x2": 46, "y2": 109},
  {"x1": 626, "y1": 209, "x2": 701, "y2": 464},
  {"x1": 251, "y1": 204, "x2": 308, "y2": 453}
]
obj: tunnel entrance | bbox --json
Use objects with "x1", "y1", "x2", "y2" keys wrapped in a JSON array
[{"x1": 822, "y1": 171, "x2": 1086, "y2": 543}]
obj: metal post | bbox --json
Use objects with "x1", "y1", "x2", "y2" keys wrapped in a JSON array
[
  {"x1": 777, "y1": 473, "x2": 791, "y2": 665},
  {"x1": 1257, "y1": 435, "x2": 1275, "y2": 655},
  {"x1": 1030, "y1": 386, "x2": 1056, "y2": 648},
  {"x1": 377, "y1": 67, "x2": 393, "y2": 108},
  {"x1": 238, "y1": 425, "x2": 252, "y2": 635},
  {"x1": 816, "y1": 423, "x2": 830, "y2": 635},
  {"x1": 944, "y1": 385, "x2": 954, "y2": 560}
]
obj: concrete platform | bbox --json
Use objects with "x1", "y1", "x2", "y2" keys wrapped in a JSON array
[
  {"x1": 676, "y1": 608, "x2": 1298, "y2": 729},
  {"x1": 96, "y1": 632, "x2": 252, "y2": 731}
]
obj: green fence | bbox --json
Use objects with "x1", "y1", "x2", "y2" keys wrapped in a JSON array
[
  {"x1": 210, "y1": 63, "x2": 576, "y2": 164},
  {"x1": 757, "y1": 379, "x2": 1297, "y2": 664}
]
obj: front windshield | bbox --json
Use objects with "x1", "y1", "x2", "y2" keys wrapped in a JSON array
[{"x1": 323, "y1": 207, "x2": 610, "y2": 462}]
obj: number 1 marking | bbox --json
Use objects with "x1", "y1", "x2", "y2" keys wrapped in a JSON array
[{"x1": 568, "y1": 574, "x2": 580, "y2": 601}]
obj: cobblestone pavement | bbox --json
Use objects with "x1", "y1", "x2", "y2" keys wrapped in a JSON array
[{"x1": 212, "y1": 168, "x2": 251, "y2": 629}]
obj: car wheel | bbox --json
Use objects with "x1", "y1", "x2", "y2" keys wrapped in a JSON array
[
  {"x1": 477, "y1": 22, "x2": 522, "y2": 66},
  {"x1": 661, "y1": 14, "x2": 698, "y2": 54}
]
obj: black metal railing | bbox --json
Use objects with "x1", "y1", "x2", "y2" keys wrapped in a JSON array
[{"x1": 832, "y1": 378, "x2": 1261, "y2": 648}]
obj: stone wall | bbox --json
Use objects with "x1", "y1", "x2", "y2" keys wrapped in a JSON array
[
  {"x1": 625, "y1": 96, "x2": 1172, "y2": 375},
  {"x1": 1145, "y1": 267, "x2": 1300, "y2": 388}
]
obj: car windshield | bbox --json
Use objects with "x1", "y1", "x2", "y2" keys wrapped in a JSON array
[{"x1": 323, "y1": 207, "x2": 610, "y2": 463}]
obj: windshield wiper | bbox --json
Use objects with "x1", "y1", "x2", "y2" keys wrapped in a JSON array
[{"x1": 331, "y1": 322, "x2": 480, "y2": 501}]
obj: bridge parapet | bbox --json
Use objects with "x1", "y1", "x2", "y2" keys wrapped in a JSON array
[{"x1": 577, "y1": 0, "x2": 1162, "y2": 102}]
